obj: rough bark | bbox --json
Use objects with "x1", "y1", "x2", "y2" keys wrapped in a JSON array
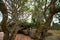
[
  {"x1": 33, "y1": 0, "x2": 57, "y2": 40},
  {"x1": 9, "y1": 23, "x2": 20, "y2": 40},
  {"x1": 0, "y1": 1, "x2": 9, "y2": 40}
]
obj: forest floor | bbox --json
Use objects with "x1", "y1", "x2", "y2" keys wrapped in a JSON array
[
  {"x1": 46, "y1": 30, "x2": 60, "y2": 40},
  {"x1": 0, "y1": 30, "x2": 60, "y2": 40},
  {"x1": 0, "y1": 32, "x2": 32, "y2": 40}
]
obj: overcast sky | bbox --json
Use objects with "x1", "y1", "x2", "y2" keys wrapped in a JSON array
[{"x1": 0, "y1": 11, "x2": 3, "y2": 22}]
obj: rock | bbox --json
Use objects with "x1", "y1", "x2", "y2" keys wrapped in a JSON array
[{"x1": 0, "y1": 32, "x2": 4, "y2": 40}]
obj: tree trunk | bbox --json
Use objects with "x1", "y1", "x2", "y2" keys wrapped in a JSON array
[
  {"x1": 0, "y1": 1, "x2": 9, "y2": 40},
  {"x1": 33, "y1": 0, "x2": 57, "y2": 40},
  {"x1": 9, "y1": 23, "x2": 20, "y2": 40}
]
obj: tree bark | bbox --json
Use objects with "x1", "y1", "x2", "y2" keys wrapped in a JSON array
[
  {"x1": 0, "y1": 1, "x2": 9, "y2": 40},
  {"x1": 33, "y1": 0, "x2": 57, "y2": 40}
]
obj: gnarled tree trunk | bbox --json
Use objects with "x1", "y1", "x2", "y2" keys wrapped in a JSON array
[
  {"x1": 0, "y1": 0, "x2": 9, "y2": 40},
  {"x1": 33, "y1": 0, "x2": 57, "y2": 40}
]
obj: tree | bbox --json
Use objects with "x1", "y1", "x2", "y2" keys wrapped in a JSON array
[
  {"x1": 0, "y1": 0, "x2": 9, "y2": 40},
  {"x1": 0, "y1": 0, "x2": 60, "y2": 40},
  {"x1": 33, "y1": 0, "x2": 60, "y2": 40},
  {"x1": 0, "y1": 0, "x2": 30, "y2": 40}
]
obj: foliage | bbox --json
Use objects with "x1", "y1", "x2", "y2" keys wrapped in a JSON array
[
  {"x1": 0, "y1": 0, "x2": 60, "y2": 40},
  {"x1": 55, "y1": 0, "x2": 60, "y2": 8}
]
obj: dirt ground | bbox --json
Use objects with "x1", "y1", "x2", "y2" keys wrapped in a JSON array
[
  {"x1": 0, "y1": 30, "x2": 60, "y2": 40},
  {"x1": 45, "y1": 30, "x2": 60, "y2": 40},
  {"x1": 0, "y1": 32, "x2": 32, "y2": 40}
]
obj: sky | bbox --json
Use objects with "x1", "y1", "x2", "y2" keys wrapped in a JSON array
[{"x1": 0, "y1": 11, "x2": 3, "y2": 22}]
